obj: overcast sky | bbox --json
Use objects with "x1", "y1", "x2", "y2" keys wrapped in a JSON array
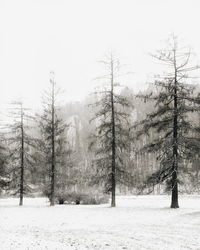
[{"x1": 0, "y1": 0, "x2": 200, "y2": 110}]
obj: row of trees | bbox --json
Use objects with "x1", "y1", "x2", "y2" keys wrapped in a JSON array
[
  {"x1": 0, "y1": 36, "x2": 199, "y2": 208},
  {"x1": 89, "y1": 37, "x2": 200, "y2": 208}
]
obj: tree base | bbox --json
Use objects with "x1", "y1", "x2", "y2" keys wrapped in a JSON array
[
  {"x1": 170, "y1": 203, "x2": 179, "y2": 209},
  {"x1": 19, "y1": 198, "x2": 23, "y2": 206}
]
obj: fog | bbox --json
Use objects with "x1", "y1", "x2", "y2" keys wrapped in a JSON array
[{"x1": 0, "y1": 0, "x2": 200, "y2": 109}]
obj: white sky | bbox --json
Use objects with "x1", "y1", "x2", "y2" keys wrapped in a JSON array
[{"x1": 0, "y1": 0, "x2": 200, "y2": 110}]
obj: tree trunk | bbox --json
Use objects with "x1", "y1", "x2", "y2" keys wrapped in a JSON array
[
  {"x1": 19, "y1": 106, "x2": 24, "y2": 206},
  {"x1": 50, "y1": 80, "x2": 55, "y2": 206},
  {"x1": 110, "y1": 56, "x2": 116, "y2": 207},
  {"x1": 171, "y1": 48, "x2": 179, "y2": 209},
  {"x1": 171, "y1": 169, "x2": 179, "y2": 208},
  {"x1": 50, "y1": 162, "x2": 55, "y2": 206}
]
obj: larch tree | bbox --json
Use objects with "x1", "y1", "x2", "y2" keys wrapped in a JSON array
[
  {"x1": 136, "y1": 36, "x2": 200, "y2": 208},
  {"x1": 7, "y1": 102, "x2": 35, "y2": 206},
  {"x1": 90, "y1": 54, "x2": 133, "y2": 207},
  {"x1": 38, "y1": 72, "x2": 68, "y2": 206}
]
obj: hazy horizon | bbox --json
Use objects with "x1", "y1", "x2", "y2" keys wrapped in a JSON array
[{"x1": 1, "y1": 0, "x2": 200, "y2": 110}]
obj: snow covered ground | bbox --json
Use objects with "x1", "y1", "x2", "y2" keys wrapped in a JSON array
[{"x1": 0, "y1": 195, "x2": 200, "y2": 250}]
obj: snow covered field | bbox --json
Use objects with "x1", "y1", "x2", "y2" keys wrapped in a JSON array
[{"x1": 0, "y1": 195, "x2": 200, "y2": 250}]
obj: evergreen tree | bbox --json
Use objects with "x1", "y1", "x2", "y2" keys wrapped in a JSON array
[
  {"x1": 136, "y1": 36, "x2": 200, "y2": 208},
  {"x1": 90, "y1": 54, "x2": 133, "y2": 207},
  {"x1": 7, "y1": 102, "x2": 35, "y2": 206},
  {"x1": 38, "y1": 72, "x2": 68, "y2": 206}
]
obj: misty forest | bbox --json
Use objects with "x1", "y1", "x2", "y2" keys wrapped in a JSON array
[
  {"x1": 1, "y1": 36, "x2": 200, "y2": 210},
  {"x1": 1, "y1": 7, "x2": 200, "y2": 246}
]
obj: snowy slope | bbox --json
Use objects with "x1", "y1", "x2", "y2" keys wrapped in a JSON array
[{"x1": 0, "y1": 195, "x2": 200, "y2": 250}]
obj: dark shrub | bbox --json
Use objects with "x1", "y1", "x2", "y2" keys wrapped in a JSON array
[{"x1": 55, "y1": 190, "x2": 109, "y2": 205}]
